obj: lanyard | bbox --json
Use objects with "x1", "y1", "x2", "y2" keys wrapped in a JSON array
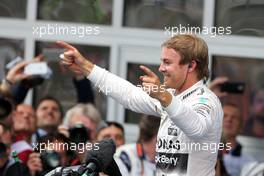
[{"x1": 136, "y1": 143, "x2": 145, "y2": 176}]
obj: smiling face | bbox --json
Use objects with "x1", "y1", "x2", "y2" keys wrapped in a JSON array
[
  {"x1": 36, "y1": 100, "x2": 61, "y2": 129},
  {"x1": 159, "y1": 47, "x2": 189, "y2": 91}
]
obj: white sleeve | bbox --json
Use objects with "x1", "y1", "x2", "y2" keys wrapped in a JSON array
[
  {"x1": 164, "y1": 95, "x2": 219, "y2": 139},
  {"x1": 87, "y1": 65, "x2": 160, "y2": 116}
]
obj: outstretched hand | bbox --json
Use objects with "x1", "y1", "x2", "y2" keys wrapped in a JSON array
[
  {"x1": 139, "y1": 65, "x2": 172, "y2": 107},
  {"x1": 56, "y1": 40, "x2": 94, "y2": 76}
]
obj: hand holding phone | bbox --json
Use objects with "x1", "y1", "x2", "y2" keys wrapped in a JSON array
[{"x1": 24, "y1": 62, "x2": 52, "y2": 79}]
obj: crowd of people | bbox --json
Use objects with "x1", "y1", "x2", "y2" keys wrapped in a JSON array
[{"x1": 0, "y1": 34, "x2": 263, "y2": 176}]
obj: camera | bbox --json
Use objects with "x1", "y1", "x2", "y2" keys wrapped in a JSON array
[
  {"x1": 69, "y1": 124, "x2": 90, "y2": 144},
  {"x1": 40, "y1": 150, "x2": 61, "y2": 175}
]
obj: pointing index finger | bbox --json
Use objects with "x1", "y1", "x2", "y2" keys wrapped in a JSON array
[
  {"x1": 56, "y1": 40, "x2": 76, "y2": 51},
  {"x1": 140, "y1": 65, "x2": 156, "y2": 77}
]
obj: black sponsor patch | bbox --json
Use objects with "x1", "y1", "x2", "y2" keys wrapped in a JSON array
[
  {"x1": 168, "y1": 127, "x2": 178, "y2": 136},
  {"x1": 182, "y1": 88, "x2": 198, "y2": 100},
  {"x1": 155, "y1": 152, "x2": 188, "y2": 174},
  {"x1": 157, "y1": 138, "x2": 181, "y2": 150},
  {"x1": 181, "y1": 87, "x2": 205, "y2": 100},
  {"x1": 168, "y1": 123, "x2": 178, "y2": 136}
]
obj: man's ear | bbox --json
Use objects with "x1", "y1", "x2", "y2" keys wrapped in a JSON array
[{"x1": 188, "y1": 60, "x2": 197, "y2": 72}]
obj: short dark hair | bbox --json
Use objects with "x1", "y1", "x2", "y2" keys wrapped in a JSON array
[
  {"x1": 138, "y1": 115, "x2": 160, "y2": 143},
  {"x1": 36, "y1": 96, "x2": 64, "y2": 118},
  {"x1": 38, "y1": 132, "x2": 69, "y2": 144},
  {"x1": 97, "y1": 121, "x2": 124, "y2": 135},
  {"x1": 106, "y1": 121, "x2": 124, "y2": 134}
]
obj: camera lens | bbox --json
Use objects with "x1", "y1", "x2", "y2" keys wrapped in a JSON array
[
  {"x1": 41, "y1": 150, "x2": 60, "y2": 170},
  {"x1": 69, "y1": 124, "x2": 90, "y2": 144}
]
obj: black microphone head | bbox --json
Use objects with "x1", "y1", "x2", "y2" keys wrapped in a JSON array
[{"x1": 86, "y1": 139, "x2": 116, "y2": 172}]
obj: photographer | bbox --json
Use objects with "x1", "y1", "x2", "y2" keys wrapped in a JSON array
[
  {"x1": 62, "y1": 103, "x2": 101, "y2": 142},
  {"x1": 59, "y1": 103, "x2": 101, "y2": 162},
  {"x1": 27, "y1": 132, "x2": 80, "y2": 176}
]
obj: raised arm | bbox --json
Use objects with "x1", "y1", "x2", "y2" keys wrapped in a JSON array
[{"x1": 57, "y1": 41, "x2": 160, "y2": 116}]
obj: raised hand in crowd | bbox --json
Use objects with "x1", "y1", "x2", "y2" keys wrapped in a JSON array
[
  {"x1": 208, "y1": 76, "x2": 229, "y2": 98},
  {"x1": 1, "y1": 55, "x2": 44, "y2": 95}
]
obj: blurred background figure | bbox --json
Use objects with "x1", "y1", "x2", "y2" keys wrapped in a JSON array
[
  {"x1": 11, "y1": 104, "x2": 36, "y2": 164},
  {"x1": 245, "y1": 87, "x2": 264, "y2": 138},
  {"x1": 115, "y1": 115, "x2": 160, "y2": 176},
  {"x1": 0, "y1": 58, "x2": 43, "y2": 125},
  {"x1": 0, "y1": 122, "x2": 12, "y2": 146},
  {"x1": 96, "y1": 121, "x2": 125, "y2": 148},
  {"x1": 0, "y1": 142, "x2": 30, "y2": 176},
  {"x1": 59, "y1": 103, "x2": 101, "y2": 162},
  {"x1": 216, "y1": 103, "x2": 255, "y2": 176},
  {"x1": 1, "y1": 122, "x2": 30, "y2": 176},
  {"x1": 34, "y1": 96, "x2": 63, "y2": 140},
  {"x1": 62, "y1": 103, "x2": 101, "y2": 142},
  {"x1": 27, "y1": 132, "x2": 79, "y2": 176}
]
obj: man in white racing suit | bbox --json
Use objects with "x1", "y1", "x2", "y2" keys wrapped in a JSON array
[{"x1": 58, "y1": 34, "x2": 223, "y2": 176}]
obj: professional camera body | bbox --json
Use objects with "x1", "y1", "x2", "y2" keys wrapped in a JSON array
[
  {"x1": 69, "y1": 124, "x2": 90, "y2": 144},
  {"x1": 40, "y1": 150, "x2": 61, "y2": 175}
]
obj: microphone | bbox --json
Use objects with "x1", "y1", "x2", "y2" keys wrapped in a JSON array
[
  {"x1": 45, "y1": 139, "x2": 121, "y2": 176},
  {"x1": 44, "y1": 165, "x2": 87, "y2": 176},
  {"x1": 85, "y1": 138, "x2": 116, "y2": 173}
]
